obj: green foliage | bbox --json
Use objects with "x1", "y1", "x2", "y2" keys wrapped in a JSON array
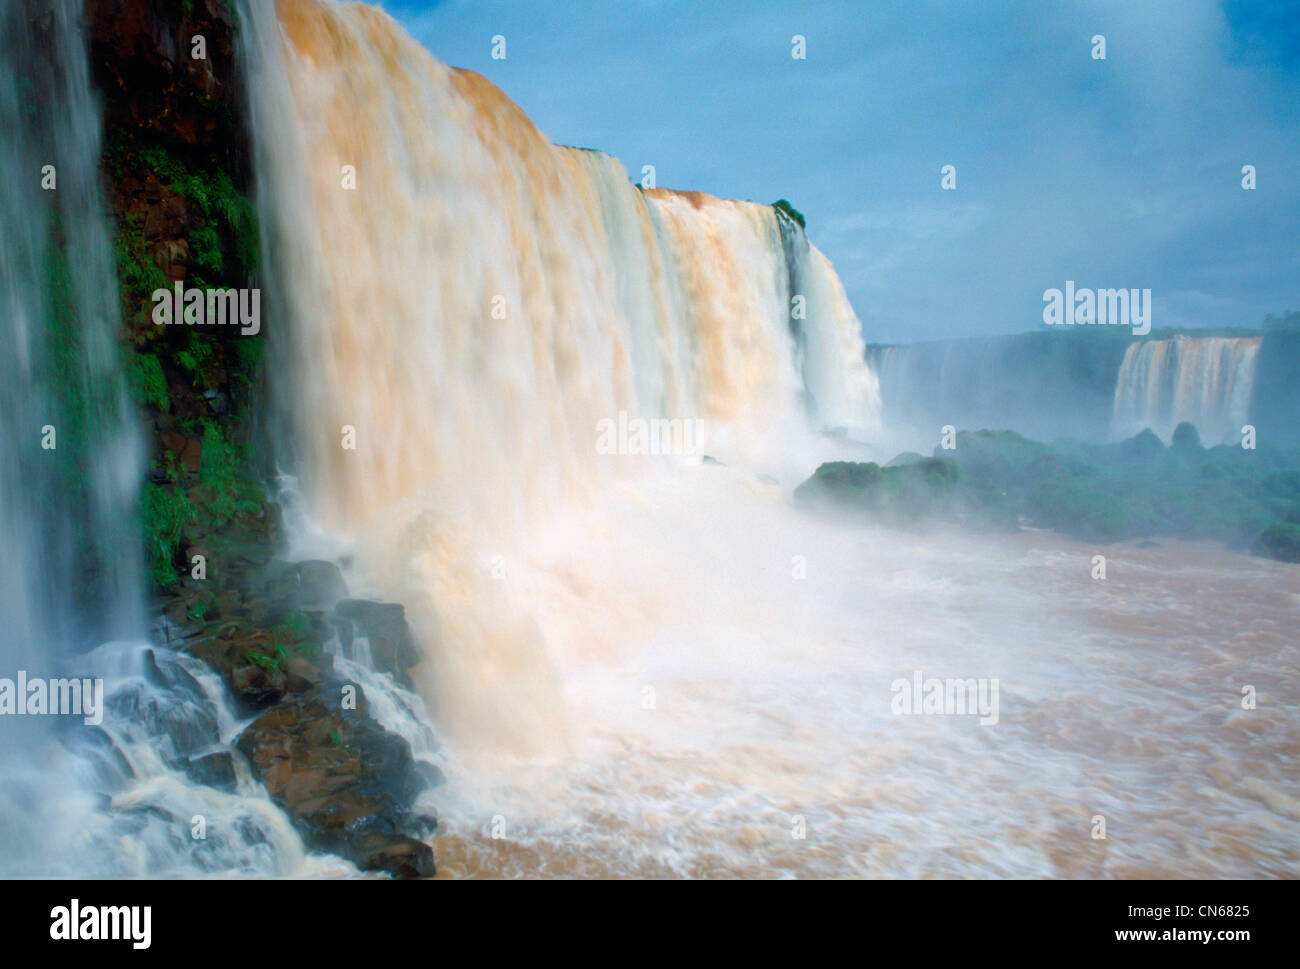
[
  {"x1": 128, "y1": 352, "x2": 170, "y2": 411},
  {"x1": 795, "y1": 456, "x2": 1015, "y2": 531},
  {"x1": 1255, "y1": 522, "x2": 1300, "y2": 562},
  {"x1": 113, "y1": 214, "x2": 167, "y2": 303},
  {"x1": 232, "y1": 334, "x2": 266, "y2": 384},
  {"x1": 143, "y1": 481, "x2": 195, "y2": 587},
  {"x1": 797, "y1": 428, "x2": 1300, "y2": 560},
  {"x1": 772, "y1": 198, "x2": 806, "y2": 230},
  {"x1": 1262, "y1": 310, "x2": 1300, "y2": 332},
  {"x1": 134, "y1": 143, "x2": 259, "y2": 280},
  {"x1": 175, "y1": 327, "x2": 215, "y2": 385},
  {"x1": 246, "y1": 611, "x2": 319, "y2": 674},
  {"x1": 198, "y1": 417, "x2": 263, "y2": 521}
]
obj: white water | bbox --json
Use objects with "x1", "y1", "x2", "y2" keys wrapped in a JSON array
[
  {"x1": 241, "y1": 0, "x2": 1300, "y2": 880},
  {"x1": 1111, "y1": 336, "x2": 1261, "y2": 444},
  {"x1": 0, "y1": 0, "x2": 355, "y2": 879},
  {"x1": 240, "y1": 0, "x2": 879, "y2": 755}
]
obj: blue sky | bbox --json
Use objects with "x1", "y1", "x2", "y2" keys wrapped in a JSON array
[{"x1": 380, "y1": 0, "x2": 1300, "y2": 343}]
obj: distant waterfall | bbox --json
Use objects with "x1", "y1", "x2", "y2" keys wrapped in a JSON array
[
  {"x1": 1110, "y1": 337, "x2": 1261, "y2": 444},
  {"x1": 864, "y1": 332, "x2": 1265, "y2": 447}
]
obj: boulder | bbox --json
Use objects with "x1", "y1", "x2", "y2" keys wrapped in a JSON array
[
  {"x1": 235, "y1": 680, "x2": 434, "y2": 878},
  {"x1": 186, "y1": 748, "x2": 238, "y2": 792},
  {"x1": 295, "y1": 560, "x2": 348, "y2": 610},
  {"x1": 333, "y1": 599, "x2": 422, "y2": 682}
]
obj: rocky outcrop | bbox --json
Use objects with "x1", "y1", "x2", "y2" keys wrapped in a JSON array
[
  {"x1": 794, "y1": 455, "x2": 1018, "y2": 532},
  {"x1": 236, "y1": 681, "x2": 437, "y2": 879},
  {"x1": 800, "y1": 428, "x2": 1300, "y2": 556},
  {"x1": 170, "y1": 553, "x2": 441, "y2": 877},
  {"x1": 89, "y1": 0, "x2": 440, "y2": 877}
]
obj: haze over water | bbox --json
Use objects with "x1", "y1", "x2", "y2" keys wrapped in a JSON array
[{"x1": 238, "y1": 0, "x2": 1300, "y2": 879}]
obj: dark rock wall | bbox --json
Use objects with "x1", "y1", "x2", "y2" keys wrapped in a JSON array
[{"x1": 86, "y1": 0, "x2": 438, "y2": 877}]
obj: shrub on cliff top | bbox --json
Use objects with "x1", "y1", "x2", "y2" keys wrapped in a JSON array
[{"x1": 772, "y1": 199, "x2": 806, "y2": 230}]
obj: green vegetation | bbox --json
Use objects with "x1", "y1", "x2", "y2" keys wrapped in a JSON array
[
  {"x1": 112, "y1": 213, "x2": 167, "y2": 306},
  {"x1": 796, "y1": 427, "x2": 1300, "y2": 562},
  {"x1": 247, "y1": 612, "x2": 319, "y2": 675},
  {"x1": 175, "y1": 328, "x2": 216, "y2": 385},
  {"x1": 794, "y1": 455, "x2": 1017, "y2": 532},
  {"x1": 139, "y1": 412, "x2": 266, "y2": 588},
  {"x1": 142, "y1": 479, "x2": 196, "y2": 587},
  {"x1": 128, "y1": 351, "x2": 170, "y2": 411},
  {"x1": 103, "y1": 127, "x2": 268, "y2": 592},
  {"x1": 772, "y1": 198, "x2": 806, "y2": 230},
  {"x1": 132, "y1": 143, "x2": 259, "y2": 285}
]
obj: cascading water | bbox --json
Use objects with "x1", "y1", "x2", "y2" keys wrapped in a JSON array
[
  {"x1": 0, "y1": 0, "x2": 146, "y2": 873},
  {"x1": 0, "y1": 0, "x2": 349, "y2": 878},
  {"x1": 865, "y1": 334, "x2": 1128, "y2": 447},
  {"x1": 1110, "y1": 336, "x2": 1261, "y2": 444},
  {"x1": 866, "y1": 332, "x2": 1265, "y2": 449},
  {"x1": 239, "y1": 0, "x2": 880, "y2": 756},
  {"x1": 239, "y1": 0, "x2": 1299, "y2": 880}
]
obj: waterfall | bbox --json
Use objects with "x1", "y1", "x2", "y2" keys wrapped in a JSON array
[
  {"x1": 0, "y1": 0, "x2": 144, "y2": 673},
  {"x1": 238, "y1": 0, "x2": 880, "y2": 755},
  {"x1": 0, "y1": 0, "x2": 339, "y2": 878},
  {"x1": 0, "y1": 0, "x2": 145, "y2": 869},
  {"x1": 865, "y1": 333, "x2": 1264, "y2": 448},
  {"x1": 1111, "y1": 336, "x2": 1261, "y2": 444}
]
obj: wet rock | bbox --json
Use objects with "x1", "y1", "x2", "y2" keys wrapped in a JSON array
[
  {"x1": 295, "y1": 560, "x2": 348, "y2": 610},
  {"x1": 159, "y1": 429, "x2": 202, "y2": 471},
  {"x1": 283, "y1": 655, "x2": 325, "y2": 695},
  {"x1": 333, "y1": 599, "x2": 421, "y2": 681},
  {"x1": 230, "y1": 659, "x2": 286, "y2": 710},
  {"x1": 58, "y1": 725, "x2": 135, "y2": 792},
  {"x1": 402, "y1": 812, "x2": 440, "y2": 842},
  {"x1": 355, "y1": 833, "x2": 436, "y2": 879},
  {"x1": 202, "y1": 388, "x2": 230, "y2": 416},
  {"x1": 332, "y1": 616, "x2": 355, "y2": 659},
  {"x1": 107, "y1": 652, "x2": 220, "y2": 762},
  {"x1": 187, "y1": 748, "x2": 238, "y2": 793},
  {"x1": 235, "y1": 680, "x2": 433, "y2": 878},
  {"x1": 414, "y1": 760, "x2": 446, "y2": 790}
]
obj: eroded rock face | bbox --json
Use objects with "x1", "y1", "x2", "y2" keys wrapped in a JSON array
[
  {"x1": 89, "y1": 0, "x2": 240, "y2": 146},
  {"x1": 236, "y1": 680, "x2": 436, "y2": 879},
  {"x1": 89, "y1": 1, "x2": 441, "y2": 877},
  {"x1": 333, "y1": 598, "x2": 422, "y2": 685}
]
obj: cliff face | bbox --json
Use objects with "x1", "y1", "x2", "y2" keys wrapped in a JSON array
[
  {"x1": 89, "y1": 0, "x2": 264, "y2": 590},
  {"x1": 1251, "y1": 328, "x2": 1300, "y2": 450},
  {"x1": 87, "y1": 0, "x2": 438, "y2": 877}
]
